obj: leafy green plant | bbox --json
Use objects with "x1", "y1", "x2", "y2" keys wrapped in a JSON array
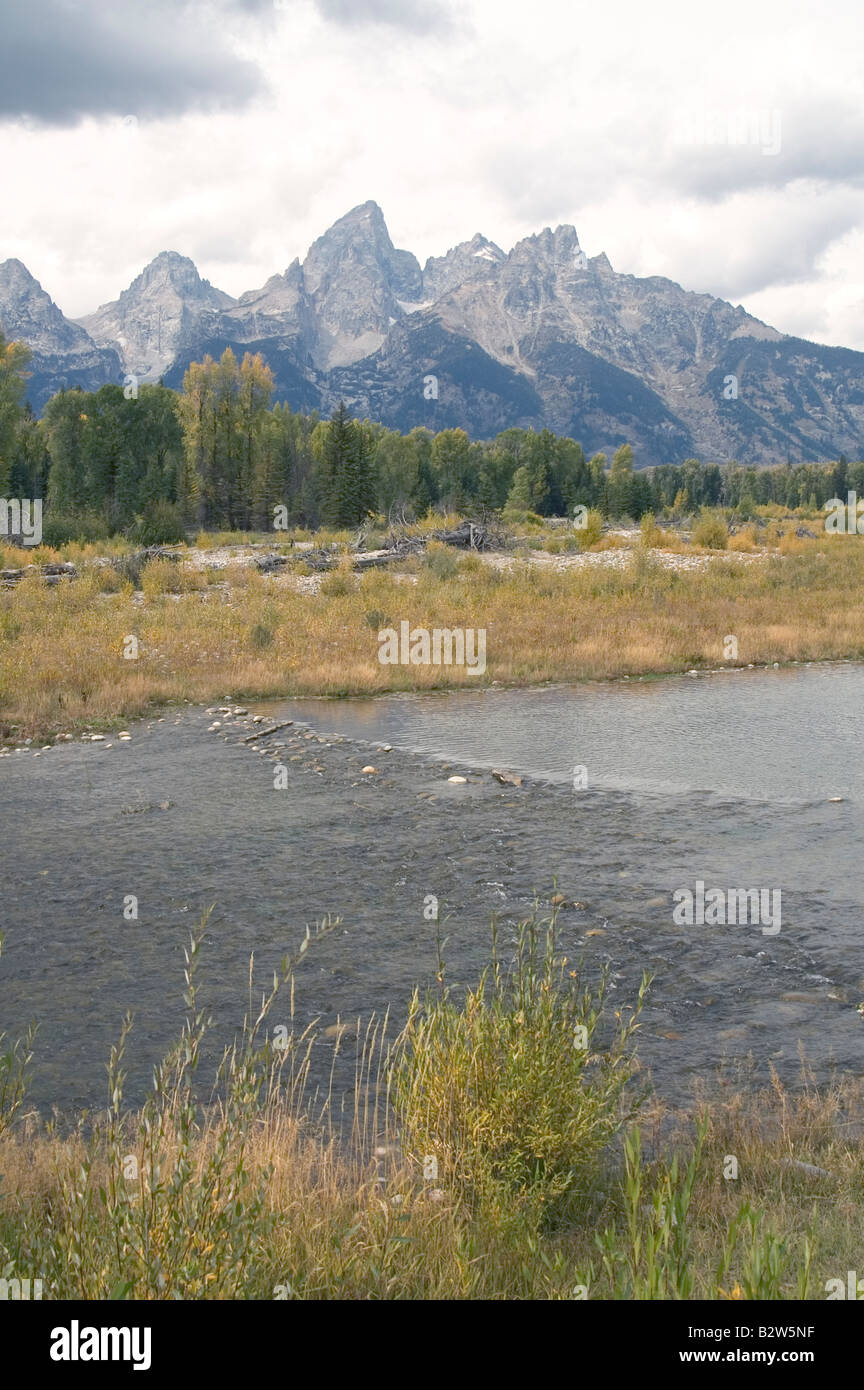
[
  {"x1": 389, "y1": 913, "x2": 649, "y2": 1232},
  {"x1": 575, "y1": 508, "x2": 604, "y2": 550},
  {"x1": 596, "y1": 1125, "x2": 703, "y2": 1299},
  {"x1": 0, "y1": 934, "x2": 35, "y2": 1142},
  {"x1": 692, "y1": 509, "x2": 729, "y2": 550}
]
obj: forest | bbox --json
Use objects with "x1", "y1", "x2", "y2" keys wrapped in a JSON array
[{"x1": 1, "y1": 336, "x2": 859, "y2": 544}]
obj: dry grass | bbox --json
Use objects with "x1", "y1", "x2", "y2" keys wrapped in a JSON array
[
  {"x1": 2, "y1": 912, "x2": 863, "y2": 1300},
  {"x1": 2, "y1": 1040, "x2": 862, "y2": 1299},
  {"x1": 2, "y1": 532, "x2": 864, "y2": 743}
]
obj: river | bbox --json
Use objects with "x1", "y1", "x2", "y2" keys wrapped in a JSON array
[{"x1": 1, "y1": 662, "x2": 862, "y2": 1115}]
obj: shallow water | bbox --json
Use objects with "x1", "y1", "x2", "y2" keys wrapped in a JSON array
[
  {"x1": 2, "y1": 663, "x2": 863, "y2": 1114},
  {"x1": 274, "y1": 662, "x2": 863, "y2": 805}
]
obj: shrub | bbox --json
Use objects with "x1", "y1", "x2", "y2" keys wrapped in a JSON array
[
  {"x1": 390, "y1": 915, "x2": 649, "y2": 1232},
  {"x1": 575, "y1": 508, "x2": 605, "y2": 550},
  {"x1": 41, "y1": 512, "x2": 110, "y2": 547},
  {"x1": 727, "y1": 525, "x2": 759, "y2": 552},
  {"x1": 128, "y1": 503, "x2": 187, "y2": 547},
  {"x1": 112, "y1": 552, "x2": 151, "y2": 588},
  {"x1": 140, "y1": 558, "x2": 183, "y2": 596},
  {"x1": 423, "y1": 540, "x2": 460, "y2": 580},
  {"x1": 639, "y1": 513, "x2": 662, "y2": 548},
  {"x1": 692, "y1": 510, "x2": 729, "y2": 550},
  {"x1": 89, "y1": 563, "x2": 122, "y2": 593},
  {"x1": 319, "y1": 559, "x2": 357, "y2": 596},
  {"x1": 501, "y1": 507, "x2": 544, "y2": 527}
]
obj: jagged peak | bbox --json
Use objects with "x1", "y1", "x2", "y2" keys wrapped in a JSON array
[
  {"x1": 311, "y1": 201, "x2": 390, "y2": 247},
  {"x1": 343, "y1": 199, "x2": 386, "y2": 220},
  {"x1": 127, "y1": 251, "x2": 205, "y2": 290},
  {"x1": 425, "y1": 232, "x2": 505, "y2": 267},
  {"x1": 0, "y1": 257, "x2": 44, "y2": 289},
  {"x1": 145, "y1": 249, "x2": 195, "y2": 266},
  {"x1": 82, "y1": 251, "x2": 235, "y2": 313},
  {"x1": 509, "y1": 223, "x2": 583, "y2": 260}
]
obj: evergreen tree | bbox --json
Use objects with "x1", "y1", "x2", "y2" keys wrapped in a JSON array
[{"x1": 322, "y1": 402, "x2": 375, "y2": 526}]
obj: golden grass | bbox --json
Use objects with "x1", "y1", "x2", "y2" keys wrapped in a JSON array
[
  {"x1": 1, "y1": 908, "x2": 861, "y2": 1300},
  {"x1": 3, "y1": 534, "x2": 864, "y2": 743},
  {"x1": 2, "y1": 1064, "x2": 862, "y2": 1299}
]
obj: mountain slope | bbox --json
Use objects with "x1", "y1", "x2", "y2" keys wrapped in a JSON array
[
  {"x1": 0, "y1": 259, "x2": 122, "y2": 412},
  {"x1": 5, "y1": 203, "x2": 864, "y2": 465},
  {"x1": 76, "y1": 251, "x2": 234, "y2": 383}
]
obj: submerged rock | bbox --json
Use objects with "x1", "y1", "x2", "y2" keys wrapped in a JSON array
[{"x1": 492, "y1": 769, "x2": 523, "y2": 786}]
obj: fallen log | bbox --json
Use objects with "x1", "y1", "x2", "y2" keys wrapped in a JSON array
[
  {"x1": 242, "y1": 720, "x2": 294, "y2": 742},
  {"x1": 1, "y1": 561, "x2": 77, "y2": 588}
]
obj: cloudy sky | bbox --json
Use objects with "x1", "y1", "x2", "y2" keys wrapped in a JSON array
[{"x1": 3, "y1": 0, "x2": 864, "y2": 346}]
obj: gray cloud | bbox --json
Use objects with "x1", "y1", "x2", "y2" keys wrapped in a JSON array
[
  {"x1": 0, "y1": 0, "x2": 267, "y2": 125},
  {"x1": 313, "y1": 0, "x2": 454, "y2": 33},
  {"x1": 662, "y1": 100, "x2": 864, "y2": 203}
]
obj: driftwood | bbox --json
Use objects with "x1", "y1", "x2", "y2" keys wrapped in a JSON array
[
  {"x1": 255, "y1": 552, "x2": 289, "y2": 574},
  {"x1": 242, "y1": 720, "x2": 294, "y2": 743},
  {"x1": 254, "y1": 521, "x2": 512, "y2": 576},
  {"x1": 2, "y1": 522, "x2": 512, "y2": 588},
  {"x1": 2, "y1": 561, "x2": 77, "y2": 588},
  {"x1": 251, "y1": 520, "x2": 513, "y2": 577},
  {"x1": 385, "y1": 520, "x2": 510, "y2": 553},
  {"x1": 254, "y1": 521, "x2": 512, "y2": 575}
]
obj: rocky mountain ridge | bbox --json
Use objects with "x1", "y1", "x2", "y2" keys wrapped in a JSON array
[
  {"x1": 77, "y1": 250, "x2": 234, "y2": 384},
  {"x1": 0, "y1": 259, "x2": 122, "y2": 413},
  {"x1": 1, "y1": 202, "x2": 862, "y2": 466}
]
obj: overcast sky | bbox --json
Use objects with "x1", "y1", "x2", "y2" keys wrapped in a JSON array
[{"x1": 3, "y1": 0, "x2": 864, "y2": 347}]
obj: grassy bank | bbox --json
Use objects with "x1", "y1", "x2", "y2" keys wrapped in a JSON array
[
  {"x1": 2, "y1": 520, "x2": 864, "y2": 744},
  {"x1": 0, "y1": 915, "x2": 861, "y2": 1300}
]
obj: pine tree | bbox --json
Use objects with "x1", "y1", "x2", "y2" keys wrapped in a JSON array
[{"x1": 322, "y1": 403, "x2": 375, "y2": 526}]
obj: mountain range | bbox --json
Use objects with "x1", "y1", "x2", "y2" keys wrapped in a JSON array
[{"x1": 2, "y1": 200, "x2": 862, "y2": 467}]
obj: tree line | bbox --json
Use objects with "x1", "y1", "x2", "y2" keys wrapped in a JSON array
[{"x1": 0, "y1": 334, "x2": 860, "y2": 543}]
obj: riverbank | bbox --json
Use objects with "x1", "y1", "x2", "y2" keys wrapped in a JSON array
[
  {"x1": 2, "y1": 527, "x2": 864, "y2": 747},
  {"x1": 2, "y1": 916, "x2": 863, "y2": 1300}
]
